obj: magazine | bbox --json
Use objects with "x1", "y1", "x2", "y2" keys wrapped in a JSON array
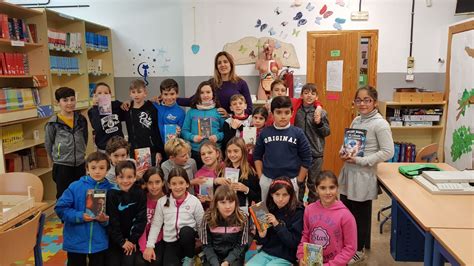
[
  {"x1": 85, "y1": 189, "x2": 107, "y2": 218},
  {"x1": 340, "y1": 128, "x2": 367, "y2": 157},
  {"x1": 198, "y1": 117, "x2": 211, "y2": 138},
  {"x1": 224, "y1": 167, "x2": 240, "y2": 183},
  {"x1": 243, "y1": 126, "x2": 257, "y2": 146},
  {"x1": 303, "y1": 242, "x2": 323, "y2": 266},
  {"x1": 98, "y1": 94, "x2": 112, "y2": 115},
  {"x1": 199, "y1": 178, "x2": 214, "y2": 197},
  {"x1": 249, "y1": 201, "x2": 271, "y2": 232},
  {"x1": 164, "y1": 124, "x2": 177, "y2": 143},
  {"x1": 134, "y1": 147, "x2": 152, "y2": 171}
]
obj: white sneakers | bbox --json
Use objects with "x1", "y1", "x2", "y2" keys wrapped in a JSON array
[{"x1": 349, "y1": 250, "x2": 366, "y2": 264}]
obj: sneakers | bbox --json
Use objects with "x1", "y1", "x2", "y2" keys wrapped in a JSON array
[
  {"x1": 349, "y1": 250, "x2": 365, "y2": 264},
  {"x1": 182, "y1": 256, "x2": 194, "y2": 266}
]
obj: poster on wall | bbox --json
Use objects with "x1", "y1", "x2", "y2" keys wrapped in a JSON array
[
  {"x1": 445, "y1": 23, "x2": 474, "y2": 170},
  {"x1": 326, "y1": 60, "x2": 343, "y2": 92}
]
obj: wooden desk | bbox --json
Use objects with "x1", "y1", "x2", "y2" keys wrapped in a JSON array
[
  {"x1": 431, "y1": 228, "x2": 474, "y2": 266},
  {"x1": 377, "y1": 163, "x2": 474, "y2": 230},
  {"x1": 0, "y1": 202, "x2": 46, "y2": 232}
]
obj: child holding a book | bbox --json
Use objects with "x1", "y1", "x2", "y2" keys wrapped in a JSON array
[
  {"x1": 199, "y1": 185, "x2": 249, "y2": 266},
  {"x1": 87, "y1": 82, "x2": 125, "y2": 152},
  {"x1": 221, "y1": 94, "x2": 252, "y2": 153},
  {"x1": 293, "y1": 83, "x2": 330, "y2": 203},
  {"x1": 161, "y1": 138, "x2": 198, "y2": 193},
  {"x1": 143, "y1": 167, "x2": 204, "y2": 266},
  {"x1": 105, "y1": 136, "x2": 133, "y2": 185},
  {"x1": 297, "y1": 171, "x2": 357, "y2": 266},
  {"x1": 182, "y1": 80, "x2": 225, "y2": 169},
  {"x1": 45, "y1": 87, "x2": 88, "y2": 199},
  {"x1": 253, "y1": 96, "x2": 312, "y2": 201},
  {"x1": 124, "y1": 79, "x2": 164, "y2": 167},
  {"x1": 248, "y1": 106, "x2": 269, "y2": 167},
  {"x1": 106, "y1": 161, "x2": 147, "y2": 266},
  {"x1": 136, "y1": 167, "x2": 167, "y2": 266},
  {"x1": 55, "y1": 152, "x2": 114, "y2": 266},
  {"x1": 153, "y1": 79, "x2": 185, "y2": 143},
  {"x1": 246, "y1": 177, "x2": 304, "y2": 266},
  {"x1": 338, "y1": 86, "x2": 394, "y2": 263},
  {"x1": 223, "y1": 137, "x2": 261, "y2": 214}
]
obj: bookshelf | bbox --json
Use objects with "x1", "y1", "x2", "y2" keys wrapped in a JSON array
[
  {"x1": 379, "y1": 101, "x2": 447, "y2": 162},
  {"x1": 1, "y1": 2, "x2": 115, "y2": 207}
]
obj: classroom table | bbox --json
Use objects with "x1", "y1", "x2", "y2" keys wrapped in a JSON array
[
  {"x1": 0, "y1": 202, "x2": 46, "y2": 232},
  {"x1": 431, "y1": 228, "x2": 474, "y2": 266},
  {"x1": 377, "y1": 163, "x2": 474, "y2": 266}
]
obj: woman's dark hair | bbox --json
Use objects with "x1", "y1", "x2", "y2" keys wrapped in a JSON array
[
  {"x1": 315, "y1": 170, "x2": 338, "y2": 188},
  {"x1": 164, "y1": 167, "x2": 190, "y2": 207},
  {"x1": 355, "y1": 85, "x2": 378, "y2": 102},
  {"x1": 189, "y1": 80, "x2": 221, "y2": 108},
  {"x1": 252, "y1": 106, "x2": 269, "y2": 120},
  {"x1": 266, "y1": 176, "x2": 300, "y2": 215},
  {"x1": 143, "y1": 167, "x2": 168, "y2": 195},
  {"x1": 115, "y1": 160, "x2": 136, "y2": 176},
  {"x1": 86, "y1": 151, "x2": 111, "y2": 171}
]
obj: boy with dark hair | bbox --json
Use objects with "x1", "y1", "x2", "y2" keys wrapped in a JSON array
[
  {"x1": 221, "y1": 94, "x2": 253, "y2": 153},
  {"x1": 253, "y1": 96, "x2": 312, "y2": 201},
  {"x1": 153, "y1": 78, "x2": 185, "y2": 143},
  {"x1": 293, "y1": 83, "x2": 330, "y2": 203},
  {"x1": 45, "y1": 87, "x2": 88, "y2": 199},
  {"x1": 124, "y1": 79, "x2": 164, "y2": 166},
  {"x1": 87, "y1": 82, "x2": 126, "y2": 152}
]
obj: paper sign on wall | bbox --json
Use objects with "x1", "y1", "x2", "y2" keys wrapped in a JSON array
[
  {"x1": 326, "y1": 60, "x2": 343, "y2": 92},
  {"x1": 330, "y1": 50, "x2": 340, "y2": 57}
]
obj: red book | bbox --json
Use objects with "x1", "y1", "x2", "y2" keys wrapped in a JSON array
[
  {"x1": 0, "y1": 53, "x2": 6, "y2": 75},
  {"x1": 5, "y1": 52, "x2": 13, "y2": 75},
  {"x1": 0, "y1": 14, "x2": 9, "y2": 40}
]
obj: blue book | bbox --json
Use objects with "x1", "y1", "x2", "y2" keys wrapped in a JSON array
[{"x1": 164, "y1": 124, "x2": 177, "y2": 143}]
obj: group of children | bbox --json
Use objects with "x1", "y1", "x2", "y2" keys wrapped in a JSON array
[{"x1": 46, "y1": 76, "x2": 389, "y2": 266}]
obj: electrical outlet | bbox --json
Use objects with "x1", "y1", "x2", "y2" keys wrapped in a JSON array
[{"x1": 406, "y1": 74, "x2": 414, "y2": 81}]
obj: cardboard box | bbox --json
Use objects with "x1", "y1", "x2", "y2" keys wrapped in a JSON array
[
  {"x1": 393, "y1": 92, "x2": 422, "y2": 103},
  {"x1": 421, "y1": 92, "x2": 444, "y2": 102}
]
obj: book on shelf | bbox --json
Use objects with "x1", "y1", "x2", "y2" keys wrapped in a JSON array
[
  {"x1": 242, "y1": 126, "x2": 257, "y2": 146},
  {"x1": 199, "y1": 178, "x2": 214, "y2": 197},
  {"x1": 49, "y1": 55, "x2": 79, "y2": 73},
  {"x1": 198, "y1": 117, "x2": 211, "y2": 138},
  {"x1": 1, "y1": 124, "x2": 23, "y2": 146},
  {"x1": 134, "y1": 147, "x2": 152, "y2": 172},
  {"x1": 224, "y1": 167, "x2": 239, "y2": 183},
  {"x1": 249, "y1": 201, "x2": 271, "y2": 232},
  {"x1": 0, "y1": 52, "x2": 29, "y2": 76},
  {"x1": 88, "y1": 59, "x2": 103, "y2": 74},
  {"x1": 0, "y1": 14, "x2": 31, "y2": 42},
  {"x1": 340, "y1": 128, "x2": 367, "y2": 157},
  {"x1": 0, "y1": 88, "x2": 40, "y2": 111},
  {"x1": 86, "y1": 32, "x2": 109, "y2": 50},
  {"x1": 98, "y1": 94, "x2": 112, "y2": 115},
  {"x1": 47, "y1": 29, "x2": 82, "y2": 51},
  {"x1": 26, "y1": 24, "x2": 37, "y2": 43},
  {"x1": 85, "y1": 189, "x2": 107, "y2": 218},
  {"x1": 164, "y1": 124, "x2": 177, "y2": 143},
  {"x1": 303, "y1": 242, "x2": 323, "y2": 266}
]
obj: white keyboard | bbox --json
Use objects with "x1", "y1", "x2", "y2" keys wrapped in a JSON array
[
  {"x1": 437, "y1": 183, "x2": 465, "y2": 191},
  {"x1": 413, "y1": 175, "x2": 474, "y2": 194}
]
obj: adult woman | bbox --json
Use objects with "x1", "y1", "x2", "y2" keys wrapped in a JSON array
[
  {"x1": 178, "y1": 51, "x2": 253, "y2": 117},
  {"x1": 338, "y1": 86, "x2": 394, "y2": 264}
]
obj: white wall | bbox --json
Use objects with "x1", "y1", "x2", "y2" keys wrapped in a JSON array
[{"x1": 10, "y1": 0, "x2": 472, "y2": 77}]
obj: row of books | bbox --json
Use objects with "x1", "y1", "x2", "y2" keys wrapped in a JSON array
[
  {"x1": 0, "y1": 87, "x2": 40, "y2": 111},
  {"x1": 1, "y1": 124, "x2": 23, "y2": 146},
  {"x1": 388, "y1": 142, "x2": 417, "y2": 163},
  {"x1": 4, "y1": 146, "x2": 50, "y2": 173},
  {"x1": 88, "y1": 58, "x2": 103, "y2": 73},
  {"x1": 50, "y1": 55, "x2": 80, "y2": 73},
  {"x1": 0, "y1": 14, "x2": 37, "y2": 43},
  {"x1": 0, "y1": 52, "x2": 29, "y2": 76},
  {"x1": 86, "y1": 32, "x2": 108, "y2": 50},
  {"x1": 47, "y1": 29, "x2": 82, "y2": 52}
]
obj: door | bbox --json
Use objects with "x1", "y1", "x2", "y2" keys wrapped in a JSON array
[{"x1": 307, "y1": 30, "x2": 378, "y2": 175}]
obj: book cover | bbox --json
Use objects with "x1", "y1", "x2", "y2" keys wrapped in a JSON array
[
  {"x1": 303, "y1": 242, "x2": 323, "y2": 266},
  {"x1": 198, "y1": 117, "x2": 211, "y2": 138},
  {"x1": 164, "y1": 124, "x2": 177, "y2": 143},
  {"x1": 249, "y1": 201, "x2": 271, "y2": 232},
  {"x1": 98, "y1": 94, "x2": 112, "y2": 115},
  {"x1": 243, "y1": 126, "x2": 257, "y2": 146},
  {"x1": 224, "y1": 167, "x2": 239, "y2": 183},
  {"x1": 199, "y1": 178, "x2": 214, "y2": 197},
  {"x1": 340, "y1": 128, "x2": 367, "y2": 157},
  {"x1": 85, "y1": 189, "x2": 107, "y2": 218},
  {"x1": 134, "y1": 147, "x2": 152, "y2": 171}
]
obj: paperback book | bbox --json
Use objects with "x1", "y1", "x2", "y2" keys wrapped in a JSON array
[
  {"x1": 164, "y1": 124, "x2": 177, "y2": 143},
  {"x1": 198, "y1": 117, "x2": 211, "y2": 138},
  {"x1": 134, "y1": 147, "x2": 152, "y2": 171},
  {"x1": 249, "y1": 201, "x2": 271, "y2": 232},
  {"x1": 98, "y1": 94, "x2": 112, "y2": 115},
  {"x1": 199, "y1": 178, "x2": 214, "y2": 197},
  {"x1": 85, "y1": 189, "x2": 107, "y2": 218},
  {"x1": 242, "y1": 126, "x2": 257, "y2": 146},
  {"x1": 224, "y1": 167, "x2": 240, "y2": 183},
  {"x1": 340, "y1": 128, "x2": 367, "y2": 157},
  {"x1": 303, "y1": 242, "x2": 323, "y2": 266}
]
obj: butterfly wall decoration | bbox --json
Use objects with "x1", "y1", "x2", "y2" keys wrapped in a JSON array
[{"x1": 255, "y1": 19, "x2": 268, "y2": 32}]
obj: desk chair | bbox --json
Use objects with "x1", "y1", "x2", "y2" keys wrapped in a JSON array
[
  {"x1": 377, "y1": 143, "x2": 439, "y2": 234},
  {"x1": 0, "y1": 172, "x2": 44, "y2": 202},
  {"x1": 0, "y1": 211, "x2": 45, "y2": 266}
]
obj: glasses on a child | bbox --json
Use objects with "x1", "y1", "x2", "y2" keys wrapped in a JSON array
[{"x1": 353, "y1": 98, "x2": 373, "y2": 105}]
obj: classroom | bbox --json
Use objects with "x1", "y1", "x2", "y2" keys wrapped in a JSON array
[{"x1": 0, "y1": 0, "x2": 473, "y2": 265}]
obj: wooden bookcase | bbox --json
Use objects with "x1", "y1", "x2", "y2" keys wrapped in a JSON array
[
  {"x1": 379, "y1": 101, "x2": 447, "y2": 162},
  {"x1": 0, "y1": 2, "x2": 114, "y2": 209}
]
